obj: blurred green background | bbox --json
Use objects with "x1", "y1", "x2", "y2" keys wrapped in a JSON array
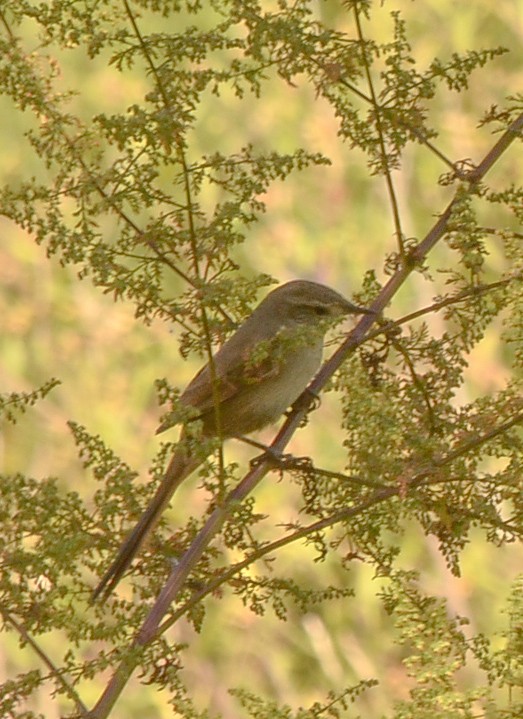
[{"x1": 1, "y1": 1, "x2": 522, "y2": 717}]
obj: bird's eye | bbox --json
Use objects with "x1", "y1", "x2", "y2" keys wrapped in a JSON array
[{"x1": 313, "y1": 304, "x2": 330, "y2": 316}]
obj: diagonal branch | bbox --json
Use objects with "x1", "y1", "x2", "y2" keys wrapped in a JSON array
[
  {"x1": 88, "y1": 110, "x2": 523, "y2": 719},
  {"x1": 140, "y1": 114, "x2": 523, "y2": 637}
]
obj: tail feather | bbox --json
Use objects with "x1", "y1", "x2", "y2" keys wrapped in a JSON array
[{"x1": 91, "y1": 448, "x2": 199, "y2": 603}]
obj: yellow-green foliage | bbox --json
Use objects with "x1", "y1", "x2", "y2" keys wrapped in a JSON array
[{"x1": 0, "y1": 2, "x2": 522, "y2": 719}]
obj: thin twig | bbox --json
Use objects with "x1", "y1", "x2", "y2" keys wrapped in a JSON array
[
  {"x1": 1, "y1": 607, "x2": 89, "y2": 717},
  {"x1": 311, "y1": 58, "x2": 461, "y2": 176},
  {"x1": 353, "y1": 6, "x2": 405, "y2": 258},
  {"x1": 122, "y1": 0, "x2": 230, "y2": 489},
  {"x1": 386, "y1": 334, "x2": 437, "y2": 431}
]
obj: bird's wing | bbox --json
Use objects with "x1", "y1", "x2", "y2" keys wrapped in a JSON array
[
  {"x1": 155, "y1": 349, "x2": 280, "y2": 435},
  {"x1": 180, "y1": 342, "x2": 280, "y2": 413}
]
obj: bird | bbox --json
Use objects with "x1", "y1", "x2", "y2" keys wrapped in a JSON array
[{"x1": 92, "y1": 280, "x2": 373, "y2": 601}]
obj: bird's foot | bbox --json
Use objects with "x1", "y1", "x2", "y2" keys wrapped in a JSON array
[
  {"x1": 250, "y1": 448, "x2": 313, "y2": 472},
  {"x1": 286, "y1": 387, "x2": 321, "y2": 417}
]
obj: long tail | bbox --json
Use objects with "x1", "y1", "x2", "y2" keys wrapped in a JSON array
[{"x1": 91, "y1": 447, "x2": 200, "y2": 603}]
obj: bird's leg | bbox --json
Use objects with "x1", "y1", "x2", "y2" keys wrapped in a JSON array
[
  {"x1": 233, "y1": 435, "x2": 295, "y2": 469},
  {"x1": 235, "y1": 435, "x2": 272, "y2": 452}
]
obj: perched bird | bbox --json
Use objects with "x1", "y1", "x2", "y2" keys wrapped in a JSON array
[{"x1": 92, "y1": 280, "x2": 373, "y2": 601}]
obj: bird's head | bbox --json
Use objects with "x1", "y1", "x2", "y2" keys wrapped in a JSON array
[{"x1": 263, "y1": 279, "x2": 374, "y2": 325}]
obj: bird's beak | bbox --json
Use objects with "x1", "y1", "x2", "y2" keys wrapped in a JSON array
[{"x1": 341, "y1": 300, "x2": 377, "y2": 315}]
